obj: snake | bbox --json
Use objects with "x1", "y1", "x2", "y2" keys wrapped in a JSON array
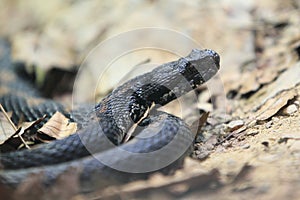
[{"x1": 0, "y1": 39, "x2": 220, "y2": 195}]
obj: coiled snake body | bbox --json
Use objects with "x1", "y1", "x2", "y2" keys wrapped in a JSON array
[{"x1": 0, "y1": 40, "x2": 220, "y2": 194}]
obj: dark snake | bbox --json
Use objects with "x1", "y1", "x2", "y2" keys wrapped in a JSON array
[{"x1": 0, "y1": 39, "x2": 220, "y2": 194}]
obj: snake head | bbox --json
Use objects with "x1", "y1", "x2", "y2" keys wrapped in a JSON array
[
  {"x1": 187, "y1": 49, "x2": 220, "y2": 69},
  {"x1": 175, "y1": 49, "x2": 220, "y2": 90}
]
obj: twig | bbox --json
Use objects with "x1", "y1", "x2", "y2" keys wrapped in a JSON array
[
  {"x1": 0, "y1": 104, "x2": 17, "y2": 131},
  {"x1": 16, "y1": 127, "x2": 31, "y2": 149}
]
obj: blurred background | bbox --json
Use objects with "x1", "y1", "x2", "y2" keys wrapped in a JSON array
[
  {"x1": 0, "y1": 0, "x2": 298, "y2": 96},
  {"x1": 0, "y1": 0, "x2": 287, "y2": 94}
]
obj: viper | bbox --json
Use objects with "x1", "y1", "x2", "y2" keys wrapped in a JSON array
[{"x1": 0, "y1": 39, "x2": 220, "y2": 194}]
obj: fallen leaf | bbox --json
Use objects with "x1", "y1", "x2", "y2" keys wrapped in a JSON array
[
  {"x1": 0, "y1": 111, "x2": 15, "y2": 144},
  {"x1": 0, "y1": 104, "x2": 48, "y2": 149},
  {"x1": 254, "y1": 62, "x2": 300, "y2": 110},
  {"x1": 38, "y1": 111, "x2": 77, "y2": 140},
  {"x1": 256, "y1": 89, "x2": 297, "y2": 121}
]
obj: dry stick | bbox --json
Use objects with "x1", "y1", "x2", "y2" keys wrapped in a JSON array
[
  {"x1": 0, "y1": 104, "x2": 17, "y2": 131},
  {"x1": 16, "y1": 128, "x2": 31, "y2": 149},
  {"x1": 0, "y1": 103, "x2": 30, "y2": 149}
]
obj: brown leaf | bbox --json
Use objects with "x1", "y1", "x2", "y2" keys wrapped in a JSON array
[
  {"x1": 0, "y1": 111, "x2": 15, "y2": 144},
  {"x1": 38, "y1": 111, "x2": 77, "y2": 140},
  {"x1": 254, "y1": 62, "x2": 300, "y2": 110},
  {"x1": 256, "y1": 89, "x2": 297, "y2": 121},
  {"x1": 18, "y1": 115, "x2": 47, "y2": 131},
  {"x1": 0, "y1": 103, "x2": 47, "y2": 149}
]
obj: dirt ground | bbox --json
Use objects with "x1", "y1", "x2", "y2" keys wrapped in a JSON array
[{"x1": 0, "y1": 0, "x2": 300, "y2": 199}]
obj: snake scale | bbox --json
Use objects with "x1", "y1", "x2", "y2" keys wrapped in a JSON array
[{"x1": 0, "y1": 39, "x2": 220, "y2": 194}]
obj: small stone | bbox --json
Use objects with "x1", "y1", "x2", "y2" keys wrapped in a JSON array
[
  {"x1": 294, "y1": 100, "x2": 299, "y2": 106},
  {"x1": 272, "y1": 117, "x2": 280, "y2": 123},
  {"x1": 207, "y1": 117, "x2": 218, "y2": 126},
  {"x1": 223, "y1": 140, "x2": 232, "y2": 148},
  {"x1": 265, "y1": 121, "x2": 273, "y2": 128},
  {"x1": 194, "y1": 149, "x2": 210, "y2": 160},
  {"x1": 198, "y1": 90, "x2": 210, "y2": 102},
  {"x1": 226, "y1": 120, "x2": 244, "y2": 131},
  {"x1": 204, "y1": 135, "x2": 218, "y2": 150},
  {"x1": 248, "y1": 119, "x2": 257, "y2": 127},
  {"x1": 246, "y1": 130, "x2": 259, "y2": 136},
  {"x1": 169, "y1": 183, "x2": 189, "y2": 195},
  {"x1": 282, "y1": 104, "x2": 298, "y2": 115},
  {"x1": 197, "y1": 102, "x2": 213, "y2": 112},
  {"x1": 241, "y1": 143, "x2": 250, "y2": 149}
]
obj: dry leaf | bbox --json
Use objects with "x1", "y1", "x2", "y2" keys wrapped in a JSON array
[
  {"x1": 256, "y1": 67, "x2": 280, "y2": 85},
  {"x1": 0, "y1": 111, "x2": 15, "y2": 144},
  {"x1": 0, "y1": 103, "x2": 48, "y2": 149},
  {"x1": 17, "y1": 115, "x2": 47, "y2": 131},
  {"x1": 38, "y1": 111, "x2": 77, "y2": 140},
  {"x1": 256, "y1": 62, "x2": 300, "y2": 109},
  {"x1": 256, "y1": 89, "x2": 297, "y2": 121}
]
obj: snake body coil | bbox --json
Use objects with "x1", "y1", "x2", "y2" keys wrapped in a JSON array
[{"x1": 0, "y1": 39, "x2": 220, "y2": 194}]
